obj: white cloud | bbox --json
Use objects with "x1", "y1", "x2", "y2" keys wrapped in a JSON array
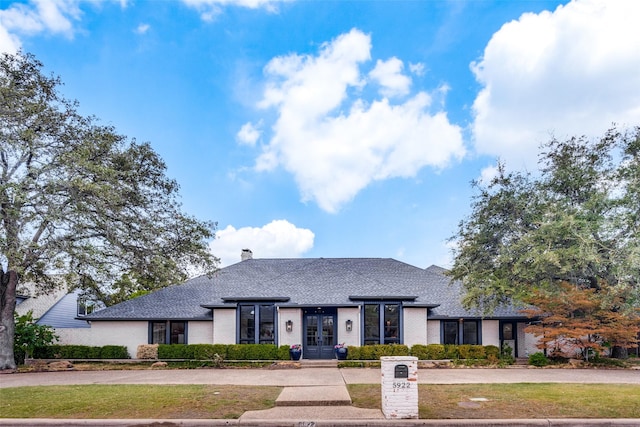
[
  {"x1": 181, "y1": 0, "x2": 290, "y2": 20},
  {"x1": 369, "y1": 57, "x2": 411, "y2": 97},
  {"x1": 409, "y1": 62, "x2": 425, "y2": 76},
  {"x1": 236, "y1": 121, "x2": 262, "y2": 146},
  {"x1": 252, "y1": 28, "x2": 465, "y2": 213},
  {"x1": 0, "y1": 0, "x2": 81, "y2": 53},
  {"x1": 471, "y1": 0, "x2": 640, "y2": 170},
  {"x1": 135, "y1": 23, "x2": 150, "y2": 34},
  {"x1": 208, "y1": 220, "x2": 314, "y2": 267},
  {"x1": 478, "y1": 164, "x2": 499, "y2": 186}
]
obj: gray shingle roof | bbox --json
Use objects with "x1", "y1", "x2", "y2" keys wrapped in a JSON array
[{"x1": 85, "y1": 258, "x2": 527, "y2": 320}]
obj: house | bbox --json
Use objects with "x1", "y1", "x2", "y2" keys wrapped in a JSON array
[
  {"x1": 16, "y1": 283, "x2": 100, "y2": 347},
  {"x1": 81, "y1": 251, "x2": 539, "y2": 359}
]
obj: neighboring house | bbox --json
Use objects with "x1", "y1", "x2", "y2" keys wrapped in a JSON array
[
  {"x1": 15, "y1": 283, "x2": 100, "y2": 347},
  {"x1": 81, "y1": 250, "x2": 539, "y2": 359}
]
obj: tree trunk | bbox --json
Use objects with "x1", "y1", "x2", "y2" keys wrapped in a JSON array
[
  {"x1": 611, "y1": 346, "x2": 629, "y2": 360},
  {"x1": 0, "y1": 270, "x2": 18, "y2": 370}
]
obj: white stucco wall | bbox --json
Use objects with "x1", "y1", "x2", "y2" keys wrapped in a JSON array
[
  {"x1": 213, "y1": 309, "x2": 236, "y2": 344},
  {"x1": 426, "y1": 320, "x2": 440, "y2": 344},
  {"x1": 188, "y1": 321, "x2": 213, "y2": 345},
  {"x1": 403, "y1": 308, "x2": 427, "y2": 346},
  {"x1": 337, "y1": 307, "x2": 360, "y2": 347},
  {"x1": 278, "y1": 307, "x2": 302, "y2": 347},
  {"x1": 482, "y1": 320, "x2": 500, "y2": 347}
]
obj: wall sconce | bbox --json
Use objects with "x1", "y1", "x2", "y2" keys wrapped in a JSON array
[
  {"x1": 286, "y1": 320, "x2": 293, "y2": 332},
  {"x1": 345, "y1": 319, "x2": 353, "y2": 332}
]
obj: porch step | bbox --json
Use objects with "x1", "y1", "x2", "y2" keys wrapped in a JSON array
[
  {"x1": 299, "y1": 359, "x2": 338, "y2": 368},
  {"x1": 275, "y1": 385, "x2": 352, "y2": 406}
]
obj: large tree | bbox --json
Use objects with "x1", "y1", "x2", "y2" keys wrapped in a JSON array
[
  {"x1": 449, "y1": 126, "x2": 640, "y2": 356},
  {"x1": 0, "y1": 52, "x2": 217, "y2": 370}
]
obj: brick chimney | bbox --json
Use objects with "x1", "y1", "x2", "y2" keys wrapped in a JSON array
[{"x1": 241, "y1": 248, "x2": 253, "y2": 261}]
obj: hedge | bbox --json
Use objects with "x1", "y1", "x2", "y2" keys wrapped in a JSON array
[
  {"x1": 157, "y1": 344, "x2": 290, "y2": 360},
  {"x1": 348, "y1": 344, "x2": 505, "y2": 360},
  {"x1": 32, "y1": 345, "x2": 129, "y2": 359}
]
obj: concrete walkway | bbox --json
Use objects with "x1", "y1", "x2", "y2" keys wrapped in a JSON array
[
  {"x1": 1, "y1": 366, "x2": 640, "y2": 426},
  {"x1": 2, "y1": 366, "x2": 640, "y2": 388}
]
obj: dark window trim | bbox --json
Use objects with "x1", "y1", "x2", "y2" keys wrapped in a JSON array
[
  {"x1": 361, "y1": 301, "x2": 403, "y2": 345},
  {"x1": 148, "y1": 320, "x2": 188, "y2": 345},
  {"x1": 236, "y1": 303, "x2": 277, "y2": 345},
  {"x1": 440, "y1": 319, "x2": 482, "y2": 345}
]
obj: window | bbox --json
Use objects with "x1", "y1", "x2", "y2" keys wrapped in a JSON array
[
  {"x1": 171, "y1": 321, "x2": 186, "y2": 344},
  {"x1": 463, "y1": 321, "x2": 479, "y2": 345},
  {"x1": 149, "y1": 321, "x2": 187, "y2": 344},
  {"x1": 502, "y1": 322, "x2": 514, "y2": 340},
  {"x1": 442, "y1": 320, "x2": 480, "y2": 345},
  {"x1": 443, "y1": 321, "x2": 458, "y2": 345},
  {"x1": 238, "y1": 304, "x2": 275, "y2": 344},
  {"x1": 150, "y1": 321, "x2": 167, "y2": 344},
  {"x1": 363, "y1": 302, "x2": 401, "y2": 345},
  {"x1": 77, "y1": 300, "x2": 95, "y2": 316}
]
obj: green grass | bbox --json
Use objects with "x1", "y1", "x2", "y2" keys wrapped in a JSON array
[
  {"x1": 349, "y1": 383, "x2": 640, "y2": 419},
  {"x1": 0, "y1": 385, "x2": 281, "y2": 419},
  {"x1": 2, "y1": 383, "x2": 640, "y2": 419}
]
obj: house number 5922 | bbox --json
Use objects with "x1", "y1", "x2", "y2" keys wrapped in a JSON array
[{"x1": 392, "y1": 381, "x2": 410, "y2": 389}]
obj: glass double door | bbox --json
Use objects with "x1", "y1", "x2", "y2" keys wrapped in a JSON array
[{"x1": 304, "y1": 308, "x2": 336, "y2": 359}]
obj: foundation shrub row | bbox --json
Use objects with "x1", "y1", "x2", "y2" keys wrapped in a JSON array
[{"x1": 30, "y1": 343, "x2": 502, "y2": 361}]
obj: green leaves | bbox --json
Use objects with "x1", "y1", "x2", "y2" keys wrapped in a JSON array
[
  {"x1": 450, "y1": 126, "x2": 640, "y2": 316},
  {"x1": 0, "y1": 51, "x2": 218, "y2": 302}
]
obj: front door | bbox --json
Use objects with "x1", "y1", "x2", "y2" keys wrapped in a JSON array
[
  {"x1": 500, "y1": 321, "x2": 517, "y2": 358},
  {"x1": 304, "y1": 308, "x2": 336, "y2": 359}
]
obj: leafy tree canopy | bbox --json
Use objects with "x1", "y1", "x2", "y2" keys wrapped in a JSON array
[
  {"x1": 0, "y1": 52, "x2": 218, "y2": 369},
  {"x1": 449, "y1": 126, "x2": 640, "y2": 319}
]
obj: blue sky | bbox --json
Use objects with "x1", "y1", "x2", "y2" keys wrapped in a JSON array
[{"x1": 1, "y1": 0, "x2": 638, "y2": 268}]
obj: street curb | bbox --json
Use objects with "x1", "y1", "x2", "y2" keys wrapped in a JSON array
[{"x1": 2, "y1": 419, "x2": 640, "y2": 427}]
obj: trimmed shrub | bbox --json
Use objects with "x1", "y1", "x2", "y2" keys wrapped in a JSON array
[
  {"x1": 410, "y1": 344, "x2": 446, "y2": 360},
  {"x1": 191, "y1": 344, "x2": 228, "y2": 360},
  {"x1": 459, "y1": 345, "x2": 486, "y2": 359},
  {"x1": 158, "y1": 344, "x2": 194, "y2": 359},
  {"x1": 226, "y1": 344, "x2": 279, "y2": 360},
  {"x1": 484, "y1": 345, "x2": 500, "y2": 359},
  {"x1": 278, "y1": 345, "x2": 291, "y2": 360},
  {"x1": 99, "y1": 345, "x2": 129, "y2": 359},
  {"x1": 528, "y1": 352, "x2": 549, "y2": 367},
  {"x1": 342, "y1": 344, "x2": 408, "y2": 360},
  {"x1": 444, "y1": 344, "x2": 459, "y2": 359}
]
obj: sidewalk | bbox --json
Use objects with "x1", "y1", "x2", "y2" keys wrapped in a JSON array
[{"x1": 1, "y1": 366, "x2": 640, "y2": 426}]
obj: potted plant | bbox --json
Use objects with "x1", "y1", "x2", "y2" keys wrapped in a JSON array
[
  {"x1": 334, "y1": 343, "x2": 348, "y2": 360},
  {"x1": 289, "y1": 344, "x2": 302, "y2": 361}
]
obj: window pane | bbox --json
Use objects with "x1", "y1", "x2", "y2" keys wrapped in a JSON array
[
  {"x1": 240, "y1": 306, "x2": 255, "y2": 344},
  {"x1": 306, "y1": 315, "x2": 318, "y2": 346},
  {"x1": 364, "y1": 304, "x2": 380, "y2": 344},
  {"x1": 322, "y1": 315, "x2": 334, "y2": 347},
  {"x1": 384, "y1": 304, "x2": 399, "y2": 344},
  {"x1": 259, "y1": 305, "x2": 275, "y2": 344},
  {"x1": 502, "y1": 323, "x2": 513, "y2": 340},
  {"x1": 443, "y1": 321, "x2": 458, "y2": 345},
  {"x1": 170, "y1": 321, "x2": 186, "y2": 344},
  {"x1": 463, "y1": 321, "x2": 478, "y2": 345},
  {"x1": 151, "y1": 322, "x2": 166, "y2": 344}
]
